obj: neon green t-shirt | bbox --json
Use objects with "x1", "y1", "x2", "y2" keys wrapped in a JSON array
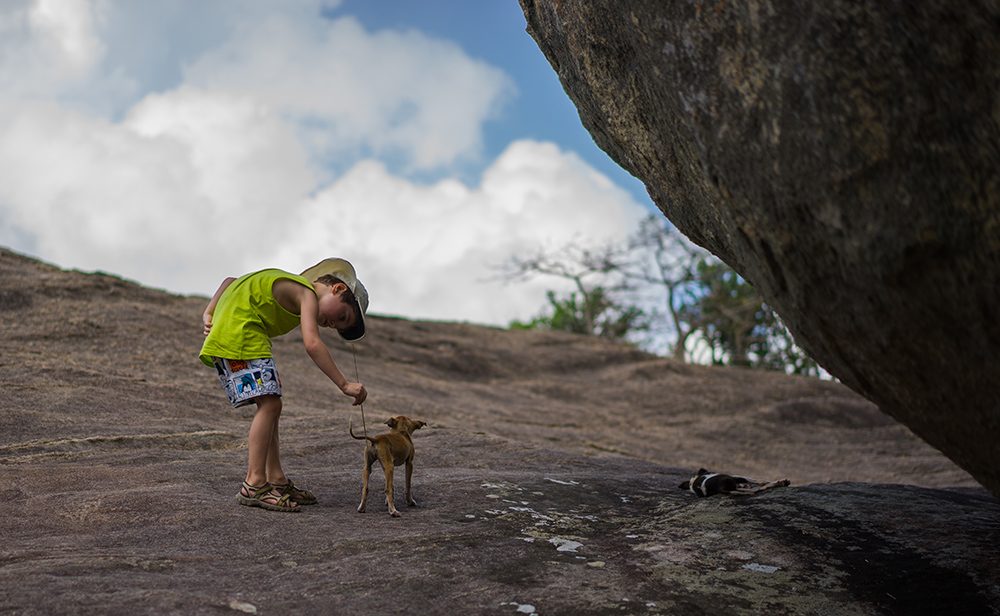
[{"x1": 199, "y1": 269, "x2": 316, "y2": 366}]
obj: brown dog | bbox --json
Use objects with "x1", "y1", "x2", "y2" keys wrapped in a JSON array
[{"x1": 350, "y1": 415, "x2": 426, "y2": 517}]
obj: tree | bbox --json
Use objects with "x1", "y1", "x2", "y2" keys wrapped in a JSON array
[
  {"x1": 501, "y1": 216, "x2": 822, "y2": 376},
  {"x1": 501, "y1": 242, "x2": 642, "y2": 339},
  {"x1": 684, "y1": 261, "x2": 773, "y2": 367},
  {"x1": 750, "y1": 308, "x2": 822, "y2": 376},
  {"x1": 511, "y1": 288, "x2": 648, "y2": 341},
  {"x1": 616, "y1": 215, "x2": 713, "y2": 360},
  {"x1": 681, "y1": 260, "x2": 821, "y2": 375}
]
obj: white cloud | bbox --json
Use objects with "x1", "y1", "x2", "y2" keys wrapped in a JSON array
[
  {"x1": 0, "y1": 2, "x2": 646, "y2": 327},
  {"x1": 29, "y1": 0, "x2": 104, "y2": 72},
  {"x1": 0, "y1": 97, "x2": 644, "y2": 326},
  {"x1": 123, "y1": 86, "x2": 315, "y2": 219},
  {"x1": 263, "y1": 140, "x2": 648, "y2": 325},
  {"x1": 183, "y1": 12, "x2": 514, "y2": 172},
  {"x1": 0, "y1": 87, "x2": 315, "y2": 292},
  {"x1": 0, "y1": 0, "x2": 105, "y2": 98}
]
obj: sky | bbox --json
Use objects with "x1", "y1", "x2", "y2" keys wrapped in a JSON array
[{"x1": 0, "y1": 0, "x2": 658, "y2": 327}]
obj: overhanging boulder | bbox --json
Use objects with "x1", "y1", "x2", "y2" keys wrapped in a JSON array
[{"x1": 520, "y1": 0, "x2": 1000, "y2": 495}]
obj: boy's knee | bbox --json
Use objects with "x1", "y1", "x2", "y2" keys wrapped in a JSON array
[{"x1": 255, "y1": 395, "x2": 282, "y2": 415}]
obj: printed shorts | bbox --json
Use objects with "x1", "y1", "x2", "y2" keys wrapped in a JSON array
[{"x1": 211, "y1": 357, "x2": 282, "y2": 408}]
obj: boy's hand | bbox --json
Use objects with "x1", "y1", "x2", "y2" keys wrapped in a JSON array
[
  {"x1": 202, "y1": 313, "x2": 213, "y2": 336},
  {"x1": 342, "y1": 382, "x2": 367, "y2": 406}
]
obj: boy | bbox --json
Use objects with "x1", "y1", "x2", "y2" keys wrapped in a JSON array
[{"x1": 201, "y1": 258, "x2": 369, "y2": 513}]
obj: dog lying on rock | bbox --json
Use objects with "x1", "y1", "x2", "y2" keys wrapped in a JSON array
[{"x1": 679, "y1": 468, "x2": 790, "y2": 497}]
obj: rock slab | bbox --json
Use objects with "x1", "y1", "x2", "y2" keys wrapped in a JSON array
[
  {"x1": 519, "y1": 0, "x2": 1000, "y2": 497},
  {"x1": 3, "y1": 436, "x2": 1000, "y2": 616},
  {"x1": 2, "y1": 248, "x2": 999, "y2": 614}
]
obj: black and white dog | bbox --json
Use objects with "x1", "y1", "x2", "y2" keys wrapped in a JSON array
[{"x1": 679, "y1": 468, "x2": 790, "y2": 497}]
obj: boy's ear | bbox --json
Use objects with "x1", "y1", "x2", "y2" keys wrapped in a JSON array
[{"x1": 331, "y1": 282, "x2": 349, "y2": 295}]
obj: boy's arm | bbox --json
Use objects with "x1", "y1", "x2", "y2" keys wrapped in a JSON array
[
  {"x1": 296, "y1": 288, "x2": 368, "y2": 406},
  {"x1": 203, "y1": 277, "x2": 236, "y2": 335}
]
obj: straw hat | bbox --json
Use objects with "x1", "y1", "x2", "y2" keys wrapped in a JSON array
[{"x1": 300, "y1": 258, "x2": 368, "y2": 341}]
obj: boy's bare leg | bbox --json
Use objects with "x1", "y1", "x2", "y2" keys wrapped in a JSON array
[
  {"x1": 244, "y1": 395, "x2": 284, "y2": 488},
  {"x1": 265, "y1": 411, "x2": 288, "y2": 485},
  {"x1": 236, "y1": 395, "x2": 298, "y2": 509}
]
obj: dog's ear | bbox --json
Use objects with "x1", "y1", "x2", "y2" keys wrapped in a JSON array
[
  {"x1": 385, "y1": 417, "x2": 398, "y2": 429},
  {"x1": 696, "y1": 468, "x2": 709, "y2": 476},
  {"x1": 678, "y1": 480, "x2": 690, "y2": 490}
]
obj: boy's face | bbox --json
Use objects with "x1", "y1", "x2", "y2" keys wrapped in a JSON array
[{"x1": 316, "y1": 284, "x2": 357, "y2": 333}]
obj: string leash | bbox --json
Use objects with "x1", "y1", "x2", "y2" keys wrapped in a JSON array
[{"x1": 352, "y1": 343, "x2": 367, "y2": 439}]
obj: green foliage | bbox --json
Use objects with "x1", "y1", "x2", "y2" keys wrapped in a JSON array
[
  {"x1": 679, "y1": 259, "x2": 821, "y2": 375},
  {"x1": 503, "y1": 215, "x2": 823, "y2": 377},
  {"x1": 753, "y1": 308, "x2": 822, "y2": 376},
  {"x1": 682, "y1": 260, "x2": 766, "y2": 367},
  {"x1": 511, "y1": 288, "x2": 649, "y2": 342}
]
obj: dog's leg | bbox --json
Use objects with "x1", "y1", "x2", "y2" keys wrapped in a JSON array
[
  {"x1": 753, "y1": 479, "x2": 790, "y2": 493},
  {"x1": 381, "y1": 453, "x2": 399, "y2": 517},
  {"x1": 727, "y1": 477, "x2": 766, "y2": 494},
  {"x1": 405, "y1": 459, "x2": 417, "y2": 507},
  {"x1": 736, "y1": 479, "x2": 791, "y2": 494},
  {"x1": 358, "y1": 447, "x2": 374, "y2": 513}
]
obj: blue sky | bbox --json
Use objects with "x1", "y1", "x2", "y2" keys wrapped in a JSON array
[{"x1": 0, "y1": 0, "x2": 655, "y2": 326}]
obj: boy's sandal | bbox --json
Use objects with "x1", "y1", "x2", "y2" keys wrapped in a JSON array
[
  {"x1": 236, "y1": 481, "x2": 301, "y2": 513},
  {"x1": 272, "y1": 479, "x2": 317, "y2": 505}
]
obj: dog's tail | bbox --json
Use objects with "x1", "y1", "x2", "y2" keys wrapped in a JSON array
[{"x1": 349, "y1": 418, "x2": 375, "y2": 442}]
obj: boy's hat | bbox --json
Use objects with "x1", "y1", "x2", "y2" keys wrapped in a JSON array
[{"x1": 300, "y1": 258, "x2": 368, "y2": 341}]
